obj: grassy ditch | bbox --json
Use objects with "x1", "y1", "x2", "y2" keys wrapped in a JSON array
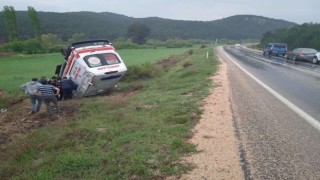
[{"x1": 0, "y1": 47, "x2": 218, "y2": 179}]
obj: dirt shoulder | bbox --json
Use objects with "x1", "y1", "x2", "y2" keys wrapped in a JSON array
[{"x1": 179, "y1": 55, "x2": 244, "y2": 179}]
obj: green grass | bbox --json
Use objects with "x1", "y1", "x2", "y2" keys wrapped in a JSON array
[
  {"x1": 118, "y1": 47, "x2": 194, "y2": 66},
  {"x1": 0, "y1": 47, "x2": 218, "y2": 179},
  {"x1": 0, "y1": 53, "x2": 60, "y2": 95}
]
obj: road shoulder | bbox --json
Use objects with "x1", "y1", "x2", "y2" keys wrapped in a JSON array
[{"x1": 179, "y1": 54, "x2": 244, "y2": 179}]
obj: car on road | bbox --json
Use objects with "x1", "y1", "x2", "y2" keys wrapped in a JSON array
[
  {"x1": 286, "y1": 48, "x2": 318, "y2": 63},
  {"x1": 313, "y1": 52, "x2": 320, "y2": 64},
  {"x1": 263, "y1": 43, "x2": 287, "y2": 56}
]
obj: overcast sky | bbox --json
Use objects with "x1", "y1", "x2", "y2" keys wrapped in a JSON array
[{"x1": 1, "y1": 0, "x2": 319, "y2": 24}]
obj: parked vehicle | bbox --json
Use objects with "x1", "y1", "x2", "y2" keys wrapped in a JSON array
[
  {"x1": 263, "y1": 43, "x2": 287, "y2": 56},
  {"x1": 286, "y1": 48, "x2": 318, "y2": 63},
  {"x1": 313, "y1": 52, "x2": 320, "y2": 64},
  {"x1": 55, "y1": 39, "x2": 127, "y2": 97}
]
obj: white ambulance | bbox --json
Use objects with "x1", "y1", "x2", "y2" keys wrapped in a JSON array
[{"x1": 55, "y1": 40, "x2": 127, "y2": 97}]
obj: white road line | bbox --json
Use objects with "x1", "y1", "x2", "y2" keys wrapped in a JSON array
[{"x1": 219, "y1": 47, "x2": 320, "y2": 132}]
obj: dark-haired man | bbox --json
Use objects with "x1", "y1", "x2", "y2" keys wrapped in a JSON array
[
  {"x1": 35, "y1": 78, "x2": 60, "y2": 114},
  {"x1": 20, "y1": 78, "x2": 42, "y2": 114}
]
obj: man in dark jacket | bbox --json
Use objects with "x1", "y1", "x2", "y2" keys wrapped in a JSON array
[{"x1": 60, "y1": 77, "x2": 75, "y2": 100}]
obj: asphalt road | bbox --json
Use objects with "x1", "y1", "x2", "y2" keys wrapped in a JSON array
[{"x1": 218, "y1": 46, "x2": 320, "y2": 179}]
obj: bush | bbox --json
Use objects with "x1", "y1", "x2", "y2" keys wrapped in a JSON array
[
  {"x1": 200, "y1": 45, "x2": 207, "y2": 48},
  {"x1": 22, "y1": 39, "x2": 43, "y2": 54},
  {"x1": 165, "y1": 39, "x2": 193, "y2": 48},
  {"x1": 2, "y1": 40, "x2": 24, "y2": 53},
  {"x1": 123, "y1": 63, "x2": 155, "y2": 81},
  {"x1": 113, "y1": 41, "x2": 149, "y2": 50},
  {"x1": 47, "y1": 45, "x2": 65, "y2": 53},
  {"x1": 146, "y1": 39, "x2": 166, "y2": 47},
  {"x1": 1, "y1": 39, "x2": 44, "y2": 54}
]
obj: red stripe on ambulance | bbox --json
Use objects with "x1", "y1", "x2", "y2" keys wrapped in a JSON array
[
  {"x1": 77, "y1": 47, "x2": 115, "y2": 54},
  {"x1": 63, "y1": 51, "x2": 76, "y2": 77}
]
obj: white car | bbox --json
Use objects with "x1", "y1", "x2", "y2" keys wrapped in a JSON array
[{"x1": 313, "y1": 52, "x2": 320, "y2": 64}]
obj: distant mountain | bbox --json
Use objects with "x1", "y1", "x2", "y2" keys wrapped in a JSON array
[
  {"x1": 0, "y1": 11, "x2": 296, "y2": 42},
  {"x1": 210, "y1": 15, "x2": 296, "y2": 39}
]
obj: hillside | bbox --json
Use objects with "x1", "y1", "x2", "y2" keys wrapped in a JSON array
[{"x1": 0, "y1": 11, "x2": 296, "y2": 42}]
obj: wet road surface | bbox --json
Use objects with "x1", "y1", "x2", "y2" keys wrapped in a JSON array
[{"x1": 218, "y1": 46, "x2": 320, "y2": 179}]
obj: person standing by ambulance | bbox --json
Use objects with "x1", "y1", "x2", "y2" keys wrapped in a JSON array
[
  {"x1": 60, "y1": 77, "x2": 75, "y2": 100},
  {"x1": 20, "y1": 78, "x2": 42, "y2": 114},
  {"x1": 48, "y1": 76, "x2": 60, "y2": 100},
  {"x1": 35, "y1": 78, "x2": 60, "y2": 114}
]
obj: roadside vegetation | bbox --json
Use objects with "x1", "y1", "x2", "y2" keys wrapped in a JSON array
[{"x1": 0, "y1": 46, "x2": 218, "y2": 179}]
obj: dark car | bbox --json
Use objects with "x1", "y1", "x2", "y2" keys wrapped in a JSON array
[
  {"x1": 286, "y1": 48, "x2": 318, "y2": 63},
  {"x1": 263, "y1": 43, "x2": 287, "y2": 56}
]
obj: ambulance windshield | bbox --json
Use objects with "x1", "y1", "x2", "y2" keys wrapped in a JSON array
[{"x1": 83, "y1": 53, "x2": 121, "y2": 68}]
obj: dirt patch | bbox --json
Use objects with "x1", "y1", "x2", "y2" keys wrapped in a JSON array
[
  {"x1": 0, "y1": 98, "x2": 80, "y2": 151},
  {"x1": 157, "y1": 55, "x2": 181, "y2": 68},
  {"x1": 0, "y1": 52, "x2": 17, "y2": 58},
  {"x1": 0, "y1": 91, "x2": 135, "y2": 151},
  {"x1": 178, "y1": 58, "x2": 244, "y2": 179}
]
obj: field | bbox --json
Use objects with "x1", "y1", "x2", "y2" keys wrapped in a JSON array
[
  {"x1": 0, "y1": 46, "x2": 218, "y2": 179},
  {"x1": 0, "y1": 47, "x2": 193, "y2": 97}
]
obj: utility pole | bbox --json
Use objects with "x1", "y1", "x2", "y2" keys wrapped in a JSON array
[{"x1": 214, "y1": 39, "x2": 218, "y2": 57}]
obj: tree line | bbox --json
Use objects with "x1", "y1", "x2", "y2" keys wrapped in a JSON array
[
  {"x1": 259, "y1": 23, "x2": 320, "y2": 50},
  {"x1": 0, "y1": 6, "x2": 155, "y2": 54},
  {"x1": 2, "y1": 6, "x2": 305, "y2": 54},
  {"x1": 0, "y1": 9, "x2": 296, "y2": 42}
]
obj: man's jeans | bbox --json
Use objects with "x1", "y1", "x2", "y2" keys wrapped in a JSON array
[
  {"x1": 42, "y1": 96, "x2": 60, "y2": 114},
  {"x1": 30, "y1": 95, "x2": 42, "y2": 112}
]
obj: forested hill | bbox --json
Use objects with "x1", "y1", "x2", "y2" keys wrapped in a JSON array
[{"x1": 0, "y1": 11, "x2": 296, "y2": 41}]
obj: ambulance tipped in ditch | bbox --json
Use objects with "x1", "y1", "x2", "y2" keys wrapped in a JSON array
[{"x1": 55, "y1": 40, "x2": 127, "y2": 97}]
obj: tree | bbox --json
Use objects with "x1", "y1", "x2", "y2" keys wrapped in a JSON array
[
  {"x1": 41, "y1": 33, "x2": 61, "y2": 49},
  {"x1": 2, "y1": 6, "x2": 19, "y2": 41},
  {"x1": 67, "y1": 33, "x2": 88, "y2": 43},
  {"x1": 127, "y1": 22, "x2": 151, "y2": 45},
  {"x1": 23, "y1": 38, "x2": 42, "y2": 54},
  {"x1": 27, "y1": 6, "x2": 41, "y2": 41},
  {"x1": 259, "y1": 23, "x2": 320, "y2": 50},
  {"x1": 260, "y1": 31, "x2": 275, "y2": 46}
]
